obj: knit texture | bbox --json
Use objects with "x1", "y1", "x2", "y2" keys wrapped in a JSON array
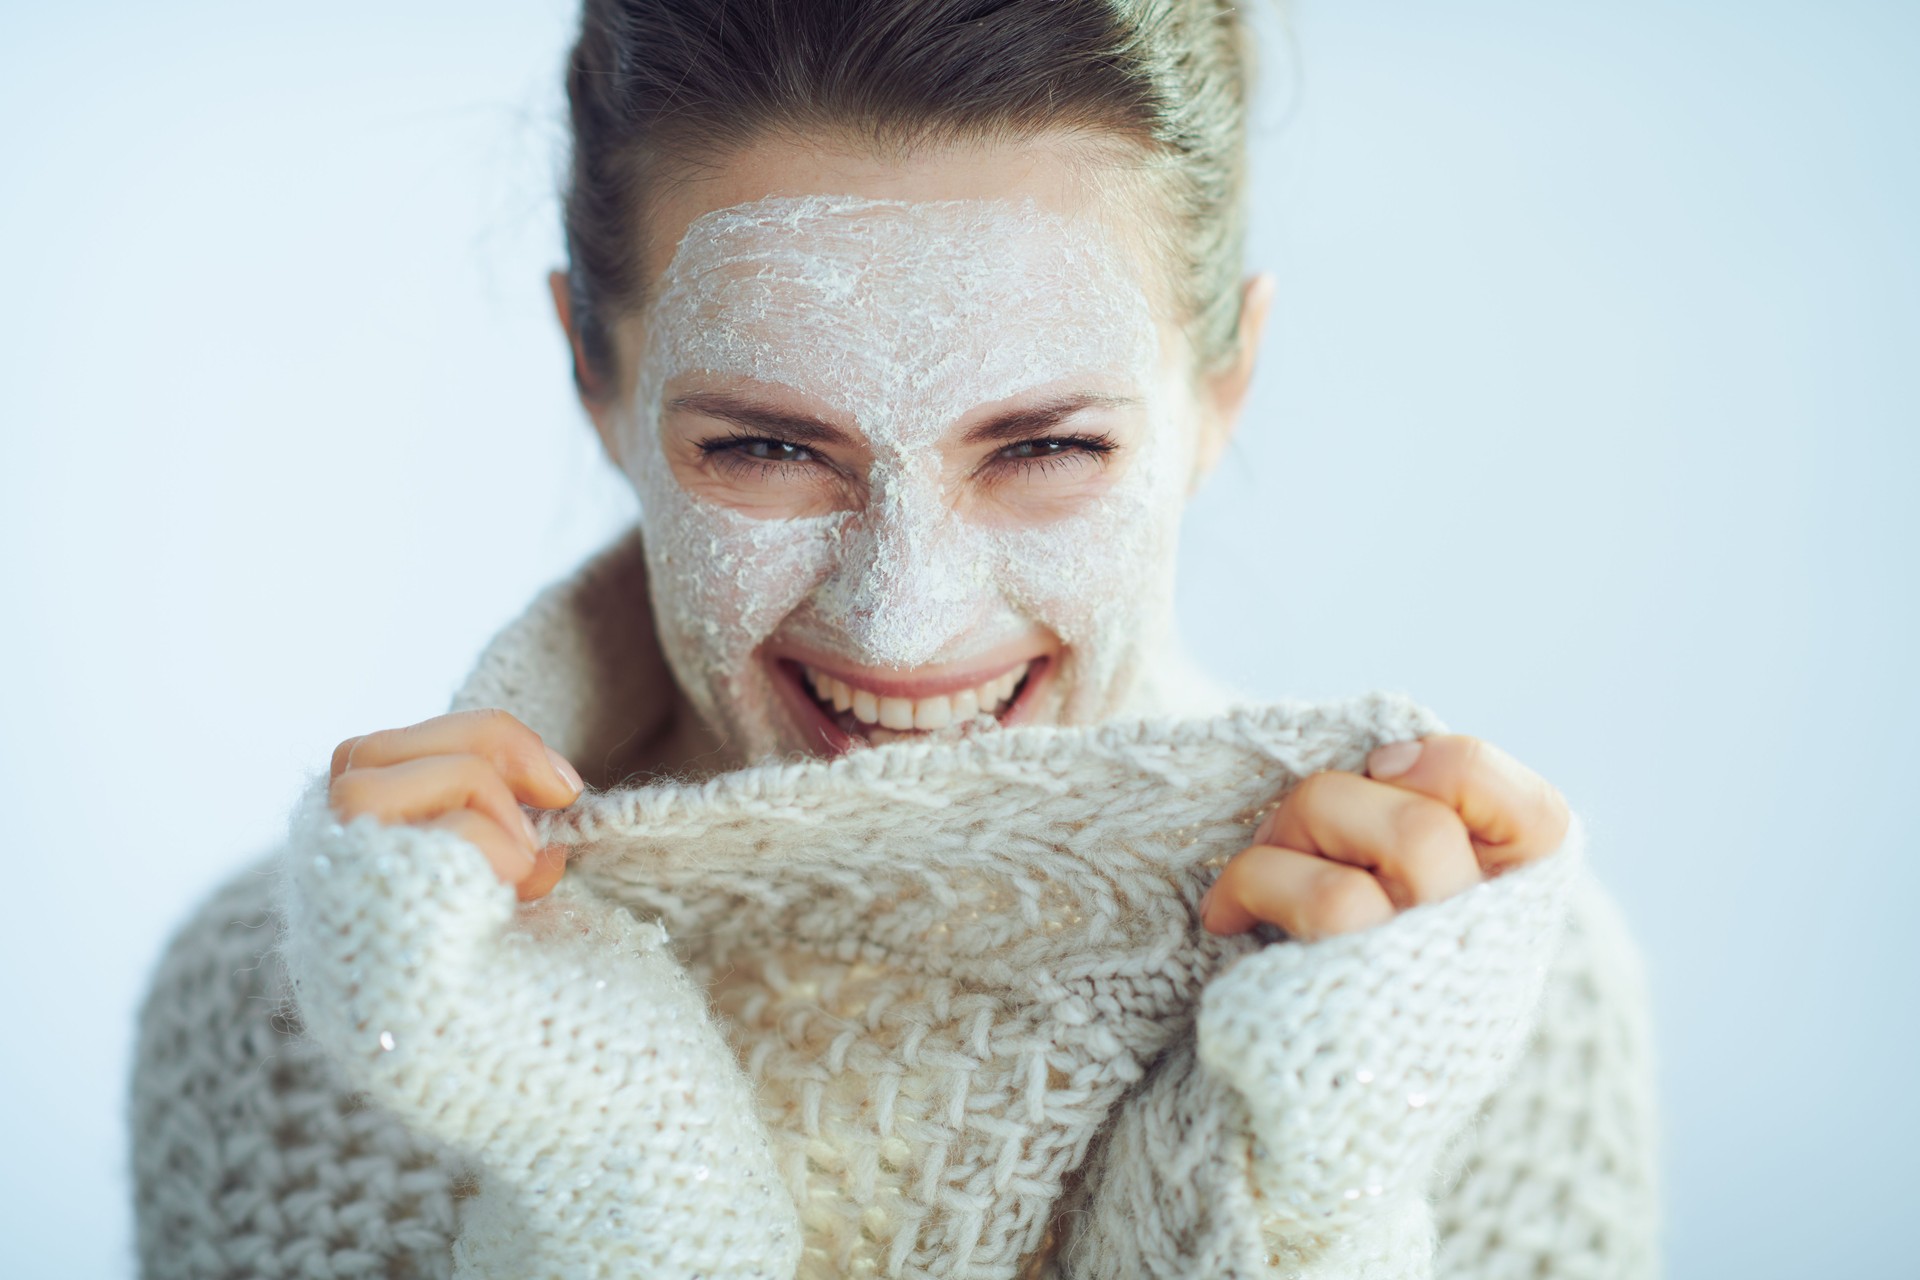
[{"x1": 130, "y1": 526, "x2": 1661, "y2": 1278}]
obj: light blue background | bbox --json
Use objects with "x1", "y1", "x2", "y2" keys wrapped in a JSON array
[{"x1": 2, "y1": 1, "x2": 1913, "y2": 1275}]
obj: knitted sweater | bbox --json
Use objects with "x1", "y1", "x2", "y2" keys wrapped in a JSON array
[{"x1": 131, "y1": 526, "x2": 1661, "y2": 1279}]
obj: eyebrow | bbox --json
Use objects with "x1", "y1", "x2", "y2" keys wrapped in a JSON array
[
  {"x1": 959, "y1": 393, "x2": 1143, "y2": 446},
  {"x1": 665, "y1": 389, "x2": 1142, "y2": 448},
  {"x1": 666, "y1": 392, "x2": 860, "y2": 448}
]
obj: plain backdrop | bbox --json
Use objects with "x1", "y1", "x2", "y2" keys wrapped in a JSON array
[{"x1": 3, "y1": 1, "x2": 1915, "y2": 1275}]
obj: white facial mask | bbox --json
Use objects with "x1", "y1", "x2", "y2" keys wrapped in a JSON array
[{"x1": 614, "y1": 194, "x2": 1197, "y2": 762}]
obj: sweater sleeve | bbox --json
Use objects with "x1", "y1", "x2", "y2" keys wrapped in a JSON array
[
  {"x1": 1051, "y1": 814, "x2": 1588, "y2": 1279},
  {"x1": 274, "y1": 770, "x2": 802, "y2": 1280},
  {"x1": 1429, "y1": 864, "x2": 1662, "y2": 1278}
]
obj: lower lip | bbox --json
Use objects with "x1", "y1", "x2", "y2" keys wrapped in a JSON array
[{"x1": 769, "y1": 656, "x2": 1052, "y2": 757}]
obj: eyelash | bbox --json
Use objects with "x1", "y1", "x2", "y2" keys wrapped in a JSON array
[
  {"x1": 697, "y1": 432, "x2": 823, "y2": 481},
  {"x1": 696, "y1": 430, "x2": 1119, "y2": 482}
]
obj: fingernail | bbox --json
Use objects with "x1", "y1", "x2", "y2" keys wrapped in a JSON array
[
  {"x1": 545, "y1": 744, "x2": 584, "y2": 795},
  {"x1": 1366, "y1": 739, "x2": 1423, "y2": 779},
  {"x1": 520, "y1": 810, "x2": 542, "y2": 851}
]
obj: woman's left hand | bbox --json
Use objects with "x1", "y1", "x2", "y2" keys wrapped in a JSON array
[{"x1": 1199, "y1": 733, "x2": 1571, "y2": 938}]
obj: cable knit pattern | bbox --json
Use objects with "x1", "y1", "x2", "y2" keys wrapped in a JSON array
[
  {"x1": 1053, "y1": 835, "x2": 1578, "y2": 1280},
  {"x1": 1208, "y1": 846, "x2": 1573, "y2": 1270},
  {"x1": 129, "y1": 526, "x2": 1660, "y2": 1278},
  {"x1": 277, "y1": 776, "x2": 802, "y2": 1279}
]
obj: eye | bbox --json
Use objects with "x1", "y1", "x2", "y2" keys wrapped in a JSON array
[
  {"x1": 697, "y1": 432, "x2": 821, "y2": 477},
  {"x1": 985, "y1": 433, "x2": 1118, "y2": 479},
  {"x1": 1000, "y1": 439, "x2": 1075, "y2": 460},
  {"x1": 738, "y1": 439, "x2": 812, "y2": 463},
  {"x1": 714, "y1": 436, "x2": 814, "y2": 464}
]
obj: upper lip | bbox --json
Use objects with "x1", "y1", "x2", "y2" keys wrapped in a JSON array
[{"x1": 765, "y1": 646, "x2": 1046, "y2": 701}]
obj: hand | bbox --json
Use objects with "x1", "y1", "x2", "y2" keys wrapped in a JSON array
[
  {"x1": 289, "y1": 713, "x2": 803, "y2": 1273},
  {"x1": 1199, "y1": 733, "x2": 1570, "y2": 937},
  {"x1": 327, "y1": 708, "x2": 585, "y2": 902}
]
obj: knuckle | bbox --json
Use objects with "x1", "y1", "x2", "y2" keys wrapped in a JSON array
[
  {"x1": 450, "y1": 751, "x2": 509, "y2": 798},
  {"x1": 462, "y1": 706, "x2": 542, "y2": 774},
  {"x1": 1439, "y1": 733, "x2": 1488, "y2": 781},
  {"x1": 464, "y1": 706, "x2": 529, "y2": 747},
  {"x1": 327, "y1": 770, "x2": 372, "y2": 822},
  {"x1": 1215, "y1": 849, "x2": 1270, "y2": 913},
  {"x1": 1392, "y1": 795, "x2": 1468, "y2": 852},
  {"x1": 1212, "y1": 851, "x2": 1252, "y2": 900},
  {"x1": 1301, "y1": 769, "x2": 1340, "y2": 799},
  {"x1": 328, "y1": 736, "x2": 361, "y2": 779},
  {"x1": 1257, "y1": 778, "x2": 1315, "y2": 844},
  {"x1": 1286, "y1": 770, "x2": 1335, "y2": 815},
  {"x1": 1306, "y1": 866, "x2": 1387, "y2": 936}
]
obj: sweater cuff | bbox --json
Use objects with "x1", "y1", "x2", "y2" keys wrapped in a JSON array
[
  {"x1": 1195, "y1": 813, "x2": 1585, "y2": 1259},
  {"x1": 275, "y1": 769, "x2": 802, "y2": 1279}
]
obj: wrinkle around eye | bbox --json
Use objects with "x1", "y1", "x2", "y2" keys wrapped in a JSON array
[
  {"x1": 704, "y1": 448, "x2": 818, "y2": 483},
  {"x1": 1000, "y1": 450, "x2": 1104, "y2": 479},
  {"x1": 974, "y1": 433, "x2": 1119, "y2": 485},
  {"x1": 681, "y1": 430, "x2": 863, "y2": 519},
  {"x1": 699, "y1": 433, "x2": 820, "y2": 470}
]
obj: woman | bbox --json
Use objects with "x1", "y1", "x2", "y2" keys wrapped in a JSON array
[{"x1": 131, "y1": 2, "x2": 1659, "y2": 1276}]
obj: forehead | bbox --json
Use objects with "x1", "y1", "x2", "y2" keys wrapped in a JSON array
[
  {"x1": 636, "y1": 131, "x2": 1165, "y2": 290},
  {"x1": 640, "y1": 195, "x2": 1160, "y2": 418}
]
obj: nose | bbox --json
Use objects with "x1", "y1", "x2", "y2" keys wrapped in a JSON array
[{"x1": 812, "y1": 469, "x2": 991, "y2": 669}]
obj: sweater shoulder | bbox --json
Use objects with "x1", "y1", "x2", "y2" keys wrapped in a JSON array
[{"x1": 130, "y1": 856, "x2": 462, "y2": 1279}]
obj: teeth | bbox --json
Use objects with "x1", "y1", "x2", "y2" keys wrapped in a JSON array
[{"x1": 801, "y1": 661, "x2": 1030, "y2": 735}]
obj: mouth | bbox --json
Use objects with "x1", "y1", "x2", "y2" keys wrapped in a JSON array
[{"x1": 771, "y1": 654, "x2": 1050, "y2": 754}]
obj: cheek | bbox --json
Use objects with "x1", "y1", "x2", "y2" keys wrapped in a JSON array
[
  {"x1": 991, "y1": 467, "x2": 1187, "y2": 645},
  {"x1": 645, "y1": 493, "x2": 847, "y2": 675},
  {"x1": 986, "y1": 394, "x2": 1196, "y2": 638},
  {"x1": 971, "y1": 457, "x2": 1122, "y2": 525}
]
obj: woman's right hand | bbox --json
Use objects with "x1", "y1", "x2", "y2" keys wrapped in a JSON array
[{"x1": 327, "y1": 708, "x2": 585, "y2": 903}]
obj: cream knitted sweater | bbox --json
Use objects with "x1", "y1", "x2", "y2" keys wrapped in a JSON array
[{"x1": 131, "y1": 527, "x2": 1661, "y2": 1279}]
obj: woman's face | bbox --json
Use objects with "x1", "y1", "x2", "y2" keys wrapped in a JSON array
[{"x1": 575, "y1": 136, "x2": 1261, "y2": 763}]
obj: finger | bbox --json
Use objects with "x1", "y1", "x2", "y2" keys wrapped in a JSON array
[
  {"x1": 516, "y1": 843, "x2": 569, "y2": 903},
  {"x1": 1201, "y1": 843, "x2": 1396, "y2": 939},
  {"x1": 1361, "y1": 733, "x2": 1570, "y2": 872},
  {"x1": 329, "y1": 753, "x2": 540, "y2": 868},
  {"x1": 332, "y1": 708, "x2": 583, "y2": 809},
  {"x1": 1255, "y1": 770, "x2": 1482, "y2": 909},
  {"x1": 422, "y1": 808, "x2": 537, "y2": 888},
  {"x1": 329, "y1": 735, "x2": 364, "y2": 781}
]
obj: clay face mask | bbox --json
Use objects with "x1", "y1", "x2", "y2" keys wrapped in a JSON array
[{"x1": 613, "y1": 194, "x2": 1198, "y2": 763}]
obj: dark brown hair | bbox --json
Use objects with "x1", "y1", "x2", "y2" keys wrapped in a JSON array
[{"x1": 561, "y1": 0, "x2": 1254, "y2": 396}]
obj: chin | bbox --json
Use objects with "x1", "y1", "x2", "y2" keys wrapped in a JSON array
[{"x1": 758, "y1": 647, "x2": 1062, "y2": 758}]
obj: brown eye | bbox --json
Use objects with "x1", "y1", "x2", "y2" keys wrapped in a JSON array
[
  {"x1": 696, "y1": 434, "x2": 822, "y2": 474},
  {"x1": 1001, "y1": 439, "x2": 1072, "y2": 459},
  {"x1": 740, "y1": 439, "x2": 812, "y2": 463},
  {"x1": 986, "y1": 434, "x2": 1119, "y2": 475}
]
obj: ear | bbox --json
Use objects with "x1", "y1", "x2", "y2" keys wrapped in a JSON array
[
  {"x1": 1190, "y1": 271, "x2": 1275, "y2": 493},
  {"x1": 548, "y1": 269, "x2": 624, "y2": 468}
]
